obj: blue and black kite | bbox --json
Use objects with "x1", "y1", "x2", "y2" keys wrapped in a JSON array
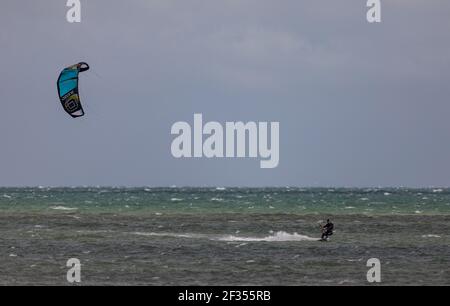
[{"x1": 57, "y1": 62, "x2": 89, "y2": 118}]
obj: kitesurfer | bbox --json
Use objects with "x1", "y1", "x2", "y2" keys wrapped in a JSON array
[{"x1": 321, "y1": 219, "x2": 334, "y2": 240}]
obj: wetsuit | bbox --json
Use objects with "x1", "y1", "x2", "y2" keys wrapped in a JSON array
[{"x1": 321, "y1": 222, "x2": 334, "y2": 239}]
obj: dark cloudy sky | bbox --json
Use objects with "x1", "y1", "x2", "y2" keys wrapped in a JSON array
[{"x1": 1, "y1": 0, "x2": 450, "y2": 187}]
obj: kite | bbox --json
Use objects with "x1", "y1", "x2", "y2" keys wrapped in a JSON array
[{"x1": 57, "y1": 62, "x2": 89, "y2": 118}]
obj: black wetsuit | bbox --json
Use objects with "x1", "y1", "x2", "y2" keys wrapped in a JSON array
[{"x1": 321, "y1": 222, "x2": 334, "y2": 239}]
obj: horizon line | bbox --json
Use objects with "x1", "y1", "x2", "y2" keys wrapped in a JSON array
[{"x1": 0, "y1": 185, "x2": 449, "y2": 189}]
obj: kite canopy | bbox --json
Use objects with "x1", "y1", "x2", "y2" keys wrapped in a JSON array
[{"x1": 57, "y1": 62, "x2": 89, "y2": 118}]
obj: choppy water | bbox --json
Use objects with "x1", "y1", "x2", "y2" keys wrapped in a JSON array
[{"x1": 0, "y1": 188, "x2": 449, "y2": 285}]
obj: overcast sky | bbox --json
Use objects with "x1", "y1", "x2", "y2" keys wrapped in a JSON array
[{"x1": 1, "y1": 0, "x2": 450, "y2": 187}]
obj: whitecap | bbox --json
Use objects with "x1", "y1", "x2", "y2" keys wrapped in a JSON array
[
  {"x1": 216, "y1": 231, "x2": 317, "y2": 242},
  {"x1": 50, "y1": 206, "x2": 77, "y2": 211},
  {"x1": 216, "y1": 187, "x2": 226, "y2": 191},
  {"x1": 133, "y1": 231, "x2": 318, "y2": 242},
  {"x1": 346, "y1": 258, "x2": 363, "y2": 262},
  {"x1": 76, "y1": 230, "x2": 111, "y2": 234},
  {"x1": 422, "y1": 234, "x2": 441, "y2": 238},
  {"x1": 134, "y1": 232, "x2": 203, "y2": 239}
]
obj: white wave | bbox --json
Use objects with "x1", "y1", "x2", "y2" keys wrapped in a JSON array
[
  {"x1": 134, "y1": 232, "x2": 205, "y2": 239},
  {"x1": 422, "y1": 234, "x2": 441, "y2": 238},
  {"x1": 133, "y1": 231, "x2": 317, "y2": 242},
  {"x1": 433, "y1": 189, "x2": 443, "y2": 193},
  {"x1": 211, "y1": 197, "x2": 224, "y2": 202},
  {"x1": 216, "y1": 187, "x2": 226, "y2": 191},
  {"x1": 50, "y1": 206, "x2": 77, "y2": 211},
  {"x1": 216, "y1": 231, "x2": 317, "y2": 242},
  {"x1": 170, "y1": 198, "x2": 183, "y2": 202},
  {"x1": 346, "y1": 258, "x2": 363, "y2": 262},
  {"x1": 2, "y1": 194, "x2": 12, "y2": 199},
  {"x1": 76, "y1": 230, "x2": 112, "y2": 234}
]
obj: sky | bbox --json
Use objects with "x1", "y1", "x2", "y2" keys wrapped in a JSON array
[{"x1": 1, "y1": 0, "x2": 450, "y2": 187}]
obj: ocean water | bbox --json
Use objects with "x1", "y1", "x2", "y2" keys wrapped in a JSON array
[{"x1": 0, "y1": 187, "x2": 449, "y2": 285}]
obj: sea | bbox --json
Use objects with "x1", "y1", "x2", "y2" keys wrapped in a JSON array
[{"x1": 0, "y1": 187, "x2": 449, "y2": 285}]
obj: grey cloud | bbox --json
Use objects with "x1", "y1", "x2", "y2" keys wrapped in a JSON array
[{"x1": 1, "y1": 0, "x2": 450, "y2": 187}]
